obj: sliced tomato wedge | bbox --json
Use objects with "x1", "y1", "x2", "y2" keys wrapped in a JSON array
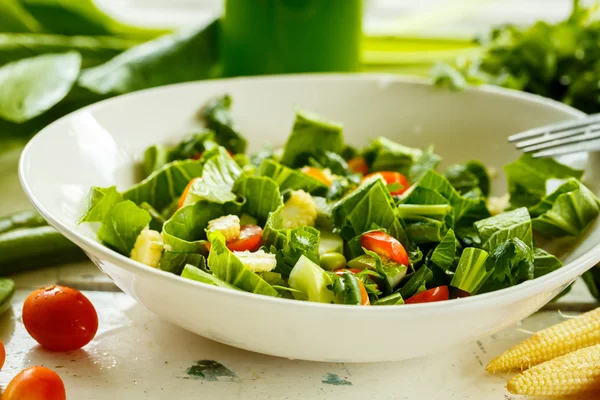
[
  {"x1": 333, "y1": 270, "x2": 370, "y2": 306},
  {"x1": 405, "y1": 286, "x2": 449, "y2": 304},
  {"x1": 177, "y1": 177, "x2": 201, "y2": 209},
  {"x1": 363, "y1": 171, "x2": 410, "y2": 195},
  {"x1": 348, "y1": 157, "x2": 369, "y2": 175},
  {"x1": 360, "y1": 231, "x2": 409, "y2": 267},
  {"x1": 226, "y1": 225, "x2": 263, "y2": 252},
  {"x1": 301, "y1": 166, "x2": 332, "y2": 186}
]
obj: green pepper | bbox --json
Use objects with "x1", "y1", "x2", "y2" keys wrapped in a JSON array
[
  {"x1": 331, "y1": 271, "x2": 362, "y2": 305},
  {"x1": 0, "y1": 278, "x2": 15, "y2": 316},
  {"x1": 0, "y1": 210, "x2": 46, "y2": 235}
]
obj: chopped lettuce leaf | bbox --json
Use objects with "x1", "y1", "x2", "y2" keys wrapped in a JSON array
[
  {"x1": 533, "y1": 247, "x2": 563, "y2": 278},
  {"x1": 79, "y1": 186, "x2": 123, "y2": 223},
  {"x1": 444, "y1": 160, "x2": 490, "y2": 197},
  {"x1": 281, "y1": 110, "x2": 344, "y2": 168},
  {"x1": 408, "y1": 145, "x2": 441, "y2": 183},
  {"x1": 430, "y1": 229, "x2": 458, "y2": 271},
  {"x1": 199, "y1": 95, "x2": 247, "y2": 154},
  {"x1": 233, "y1": 176, "x2": 283, "y2": 225},
  {"x1": 480, "y1": 238, "x2": 534, "y2": 292},
  {"x1": 97, "y1": 200, "x2": 151, "y2": 256},
  {"x1": 373, "y1": 292, "x2": 405, "y2": 305},
  {"x1": 450, "y1": 248, "x2": 490, "y2": 294},
  {"x1": 504, "y1": 154, "x2": 583, "y2": 209},
  {"x1": 474, "y1": 207, "x2": 533, "y2": 251},
  {"x1": 181, "y1": 264, "x2": 241, "y2": 290},
  {"x1": 207, "y1": 231, "x2": 278, "y2": 296},
  {"x1": 259, "y1": 159, "x2": 328, "y2": 195},
  {"x1": 159, "y1": 251, "x2": 206, "y2": 275},
  {"x1": 399, "y1": 266, "x2": 433, "y2": 299},
  {"x1": 364, "y1": 137, "x2": 423, "y2": 175}
]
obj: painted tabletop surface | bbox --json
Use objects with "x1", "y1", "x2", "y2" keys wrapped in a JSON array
[{"x1": 1, "y1": 1, "x2": 598, "y2": 399}]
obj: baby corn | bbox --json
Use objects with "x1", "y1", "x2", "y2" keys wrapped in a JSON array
[
  {"x1": 507, "y1": 344, "x2": 600, "y2": 397},
  {"x1": 487, "y1": 307, "x2": 600, "y2": 372}
]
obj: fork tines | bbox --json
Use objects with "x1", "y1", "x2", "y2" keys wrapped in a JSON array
[{"x1": 508, "y1": 113, "x2": 600, "y2": 158}]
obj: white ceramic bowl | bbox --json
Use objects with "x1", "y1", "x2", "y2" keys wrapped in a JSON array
[{"x1": 19, "y1": 75, "x2": 600, "y2": 362}]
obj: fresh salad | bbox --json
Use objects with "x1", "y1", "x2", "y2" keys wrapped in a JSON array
[{"x1": 80, "y1": 95, "x2": 600, "y2": 306}]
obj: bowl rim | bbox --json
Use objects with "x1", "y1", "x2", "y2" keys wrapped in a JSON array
[{"x1": 19, "y1": 73, "x2": 597, "y2": 314}]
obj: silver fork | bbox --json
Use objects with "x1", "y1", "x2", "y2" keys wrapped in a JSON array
[{"x1": 508, "y1": 114, "x2": 600, "y2": 158}]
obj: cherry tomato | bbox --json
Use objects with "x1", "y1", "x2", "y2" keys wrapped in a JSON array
[
  {"x1": 177, "y1": 177, "x2": 201, "y2": 209},
  {"x1": 3, "y1": 366, "x2": 66, "y2": 400},
  {"x1": 23, "y1": 286, "x2": 98, "y2": 352},
  {"x1": 348, "y1": 157, "x2": 369, "y2": 175},
  {"x1": 0, "y1": 339, "x2": 5, "y2": 371},
  {"x1": 191, "y1": 152, "x2": 203, "y2": 160},
  {"x1": 363, "y1": 171, "x2": 410, "y2": 195},
  {"x1": 455, "y1": 289, "x2": 471, "y2": 298},
  {"x1": 405, "y1": 286, "x2": 449, "y2": 304},
  {"x1": 333, "y1": 269, "x2": 370, "y2": 305},
  {"x1": 226, "y1": 225, "x2": 263, "y2": 252},
  {"x1": 300, "y1": 167, "x2": 332, "y2": 186},
  {"x1": 360, "y1": 231, "x2": 409, "y2": 267}
]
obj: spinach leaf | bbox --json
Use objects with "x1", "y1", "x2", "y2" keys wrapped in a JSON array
[
  {"x1": 450, "y1": 248, "x2": 490, "y2": 294},
  {"x1": 481, "y1": 238, "x2": 534, "y2": 291},
  {"x1": 504, "y1": 154, "x2": 583, "y2": 209},
  {"x1": 530, "y1": 178, "x2": 600, "y2": 238},
  {"x1": 123, "y1": 159, "x2": 204, "y2": 212},
  {"x1": 280, "y1": 110, "x2": 344, "y2": 168},
  {"x1": 162, "y1": 200, "x2": 240, "y2": 253},
  {"x1": 97, "y1": 200, "x2": 151, "y2": 255},
  {"x1": 160, "y1": 252, "x2": 206, "y2": 275},
  {"x1": 364, "y1": 137, "x2": 423, "y2": 175},
  {"x1": 20, "y1": 0, "x2": 167, "y2": 37},
  {"x1": 262, "y1": 204, "x2": 320, "y2": 276},
  {"x1": 199, "y1": 95, "x2": 247, "y2": 154},
  {"x1": 582, "y1": 266, "x2": 600, "y2": 301},
  {"x1": 331, "y1": 177, "x2": 407, "y2": 244},
  {"x1": 430, "y1": 229, "x2": 458, "y2": 271},
  {"x1": 444, "y1": 160, "x2": 490, "y2": 196},
  {"x1": 0, "y1": 0, "x2": 42, "y2": 33},
  {"x1": 373, "y1": 292, "x2": 405, "y2": 305},
  {"x1": 310, "y1": 150, "x2": 353, "y2": 177},
  {"x1": 233, "y1": 176, "x2": 283, "y2": 225},
  {"x1": 474, "y1": 207, "x2": 533, "y2": 251},
  {"x1": 79, "y1": 186, "x2": 122, "y2": 223},
  {"x1": 400, "y1": 266, "x2": 433, "y2": 299},
  {"x1": 259, "y1": 159, "x2": 328, "y2": 195},
  {"x1": 207, "y1": 231, "x2": 278, "y2": 297},
  {"x1": 251, "y1": 142, "x2": 274, "y2": 167},
  {"x1": 0, "y1": 52, "x2": 81, "y2": 123},
  {"x1": 79, "y1": 22, "x2": 219, "y2": 96},
  {"x1": 398, "y1": 188, "x2": 454, "y2": 244},
  {"x1": 533, "y1": 247, "x2": 563, "y2": 278},
  {"x1": 167, "y1": 130, "x2": 216, "y2": 162},
  {"x1": 408, "y1": 145, "x2": 441, "y2": 182},
  {"x1": 181, "y1": 264, "x2": 240, "y2": 290}
]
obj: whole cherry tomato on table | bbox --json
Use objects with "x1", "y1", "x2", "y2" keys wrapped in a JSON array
[
  {"x1": 22, "y1": 285, "x2": 98, "y2": 352},
  {"x1": 3, "y1": 366, "x2": 66, "y2": 400}
]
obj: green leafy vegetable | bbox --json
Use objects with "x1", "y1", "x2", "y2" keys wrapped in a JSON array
[
  {"x1": 199, "y1": 95, "x2": 247, "y2": 154},
  {"x1": 373, "y1": 292, "x2": 405, "y2": 305},
  {"x1": 97, "y1": 201, "x2": 151, "y2": 255},
  {"x1": 207, "y1": 231, "x2": 278, "y2": 297},
  {"x1": 281, "y1": 110, "x2": 344, "y2": 168},
  {"x1": 399, "y1": 266, "x2": 433, "y2": 299},
  {"x1": 181, "y1": 264, "x2": 240, "y2": 290},
  {"x1": 480, "y1": 238, "x2": 534, "y2": 292},
  {"x1": 79, "y1": 22, "x2": 219, "y2": 96},
  {"x1": 504, "y1": 154, "x2": 584, "y2": 209},
  {"x1": 0, "y1": 0, "x2": 43, "y2": 33},
  {"x1": 233, "y1": 176, "x2": 283, "y2": 225},
  {"x1": 450, "y1": 248, "x2": 490, "y2": 294},
  {"x1": 160, "y1": 252, "x2": 206, "y2": 275},
  {"x1": 79, "y1": 186, "x2": 122, "y2": 223},
  {"x1": 530, "y1": 178, "x2": 600, "y2": 238},
  {"x1": 533, "y1": 247, "x2": 563, "y2": 278},
  {"x1": 398, "y1": 188, "x2": 454, "y2": 244},
  {"x1": 474, "y1": 207, "x2": 533, "y2": 251},
  {"x1": 259, "y1": 159, "x2": 328, "y2": 195},
  {"x1": 361, "y1": 249, "x2": 408, "y2": 294},
  {"x1": 331, "y1": 271, "x2": 363, "y2": 305},
  {"x1": 444, "y1": 161, "x2": 490, "y2": 196},
  {"x1": 0, "y1": 52, "x2": 81, "y2": 123},
  {"x1": 430, "y1": 229, "x2": 458, "y2": 271},
  {"x1": 408, "y1": 145, "x2": 441, "y2": 183},
  {"x1": 364, "y1": 137, "x2": 423, "y2": 175}
]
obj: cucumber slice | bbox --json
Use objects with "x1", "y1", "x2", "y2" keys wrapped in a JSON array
[
  {"x1": 289, "y1": 255, "x2": 338, "y2": 304},
  {"x1": 318, "y1": 230, "x2": 343, "y2": 255},
  {"x1": 348, "y1": 254, "x2": 408, "y2": 289}
]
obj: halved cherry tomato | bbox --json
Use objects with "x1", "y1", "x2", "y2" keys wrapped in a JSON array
[
  {"x1": 405, "y1": 286, "x2": 449, "y2": 304},
  {"x1": 333, "y1": 269, "x2": 370, "y2": 305},
  {"x1": 360, "y1": 231, "x2": 409, "y2": 266},
  {"x1": 177, "y1": 177, "x2": 201, "y2": 209},
  {"x1": 348, "y1": 157, "x2": 369, "y2": 175},
  {"x1": 301, "y1": 166, "x2": 332, "y2": 186},
  {"x1": 226, "y1": 225, "x2": 263, "y2": 252},
  {"x1": 455, "y1": 289, "x2": 471, "y2": 299},
  {"x1": 363, "y1": 171, "x2": 410, "y2": 195},
  {"x1": 22, "y1": 285, "x2": 98, "y2": 352},
  {"x1": 4, "y1": 366, "x2": 66, "y2": 400}
]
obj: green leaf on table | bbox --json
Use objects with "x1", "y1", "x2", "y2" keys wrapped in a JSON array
[
  {"x1": 474, "y1": 207, "x2": 533, "y2": 251},
  {"x1": 162, "y1": 200, "x2": 240, "y2": 254},
  {"x1": 533, "y1": 247, "x2": 562, "y2": 278},
  {"x1": 259, "y1": 159, "x2": 328, "y2": 195},
  {"x1": 504, "y1": 154, "x2": 583, "y2": 209},
  {"x1": 331, "y1": 176, "x2": 407, "y2": 244},
  {"x1": 0, "y1": 52, "x2": 81, "y2": 123},
  {"x1": 280, "y1": 110, "x2": 344, "y2": 168},
  {"x1": 233, "y1": 176, "x2": 283, "y2": 225},
  {"x1": 20, "y1": 0, "x2": 167, "y2": 37},
  {"x1": 480, "y1": 238, "x2": 534, "y2": 292},
  {"x1": 207, "y1": 231, "x2": 278, "y2": 297},
  {"x1": 97, "y1": 200, "x2": 151, "y2": 255},
  {"x1": 364, "y1": 137, "x2": 423, "y2": 176},
  {"x1": 199, "y1": 94, "x2": 247, "y2": 154},
  {"x1": 79, "y1": 22, "x2": 219, "y2": 96},
  {"x1": 122, "y1": 159, "x2": 204, "y2": 212},
  {"x1": 529, "y1": 178, "x2": 600, "y2": 238},
  {"x1": 181, "y1": 264, "x2": 240, "y2": 290},
  {"x1": 430, "y1": 229, "x2": 458, "y2": 271},
  {"x1": 450, "y1": 247, "x2": 490, "y2": 294},
  {"x1": 79, "y1": 186, "x2": 123, "y2": 223},
  {"x1": 444, "y1": 160, "x2": 490, "y2": 196},
  {"x1": 262, "y1": 203, "x2": 320, "y2": 277}
]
